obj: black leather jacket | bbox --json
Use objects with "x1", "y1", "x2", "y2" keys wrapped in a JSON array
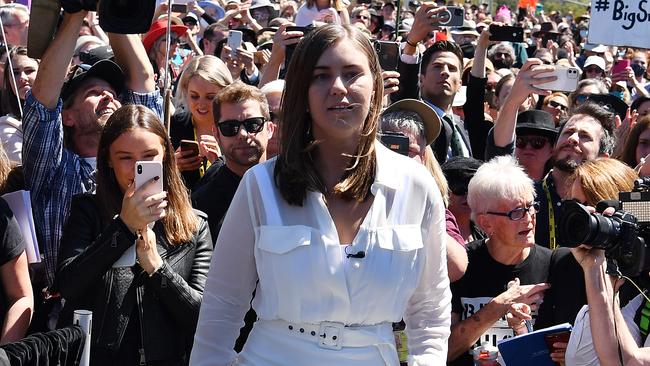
[{"x1": 55, "y1": 194, "x2": 213, "y2": 363}]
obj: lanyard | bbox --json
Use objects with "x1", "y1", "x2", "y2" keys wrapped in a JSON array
[
  {"x1": 542, "y1": 175, "x2": 557, "y2": 250},
  {"x1": 193, "y1": 128, "x2": 211, "y2": 178}
]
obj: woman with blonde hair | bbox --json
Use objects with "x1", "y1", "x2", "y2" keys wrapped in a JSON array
[
  {"x1": 569, "y1": 157, "x2": 638, "y2": 205},
  {"x1": 171, "y1": 55, "x2": 233, "y2": 190},
  {"x1": 191, "y1": 24, "x2": 450, "y2": 365}
]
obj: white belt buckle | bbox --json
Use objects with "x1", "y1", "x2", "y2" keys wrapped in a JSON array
[{"x1": 318, "y1": 321, "x2": 343, "y2": 350}]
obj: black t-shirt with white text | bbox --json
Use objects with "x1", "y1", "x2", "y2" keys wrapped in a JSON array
[{"x1": 450, "y1": 239, "x2": 551, "y2": 365}]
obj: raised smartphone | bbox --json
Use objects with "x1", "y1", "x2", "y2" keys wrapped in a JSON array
[
  {"x1": 374, "y1": 41, "x2": 399, "y2": 72},
  {"x1": 534, "y1": 66, "x2": 580, "y2": 92},
  {"x1": 228, "y1": 30, "x2": 243, "y2": 57},
  {"x1": 171, "y1": 3, "x2": 188, "y2": 13},
  {"x1": 611, "y1": 59, "x2": 631, "y2": 76},
  {"x1": 489, "y1": 25, "x2": 524, "y2": 42},
  {"x1": 430, "y1": 6, "x2": 464, "y2": 27}
]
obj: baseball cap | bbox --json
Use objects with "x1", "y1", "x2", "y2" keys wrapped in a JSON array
[
  {"x1": 441, "y1": 156, "x2": 483, "y2": 195},
  {"x1": 61, "y1": 60, "x2": 125, "y2": 103},
  {"x1": 79, "y1": 45, "x2": 115, "y2": 65},
  {"x1": 583, "y1": 55, "x2": 606, "y2": 71}
]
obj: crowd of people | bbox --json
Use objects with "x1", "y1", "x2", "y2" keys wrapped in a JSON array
[{"x1": 0, "y1": 0, "x2": 648, "y2": 364}]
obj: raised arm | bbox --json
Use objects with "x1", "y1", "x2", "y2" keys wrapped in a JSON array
[
  {"x1": 493, "y1": 59, "x2": 553, "y2": 148},
  {"x1": 31, "y1": 11, "x2": 86, "y2": 109},
  {"x1": 108, "y1": 33, "x2": 156, "y2": 94}
]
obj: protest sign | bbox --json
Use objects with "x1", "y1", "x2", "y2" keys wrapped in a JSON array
[{"x1": 588, "y1": 0, "x2": 650, "y2": 48}]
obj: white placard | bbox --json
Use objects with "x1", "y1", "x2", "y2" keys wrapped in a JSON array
[
  {"x1": 2, "y1": 190, "x2": 40, "y2": 263},
  {"x1": 588, "y1": 0, "x2": 650, "y2": 48}
]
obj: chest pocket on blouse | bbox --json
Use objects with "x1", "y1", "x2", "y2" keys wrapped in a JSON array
[
  {"x1": 373, "y1": 225, "x2": 424, "y2": 302},
  {"x1": 376, "y1": 225, "x2": 423, "y2": 251}
]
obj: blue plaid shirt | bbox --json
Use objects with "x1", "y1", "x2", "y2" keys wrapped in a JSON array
[{"x1": 22, "y1": 89, "x2": 163, "y2": 286}]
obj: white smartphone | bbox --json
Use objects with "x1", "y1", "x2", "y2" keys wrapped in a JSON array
[
  {"x1": 534, "y1": 66, "x2": 580, "y2": 92},
  {"x1": 113, "y1": 161, "x2": 163, "y2": 268},
  {"x1": 228, "y1": 30, "x2": 243, "y2": 58},
  {"x1": 135, "y1": 160, "x2": 164, "y2": 197}
]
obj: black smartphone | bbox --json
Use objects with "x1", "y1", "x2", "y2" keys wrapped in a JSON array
[
  {"x1": 171, "y1": 3, "x2": 188, "y2": 13},
  {"x1": 180, "y1": 139, "x2": 200, "y2": 157},
  {"x1": 489, "y1": 25, "x2": 524, "y2": 42},
  {"x1": 379, "y1": 132, "x2": 409, "y2": 156},
  {"x1": 374, "y1": 41, "x2": 399, "y2": 72}
]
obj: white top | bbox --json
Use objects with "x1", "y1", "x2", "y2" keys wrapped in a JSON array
[
  {"x1": 0, "y1": 115, "x2": 22, "y2": 165},
  {"x1": 565, "y1": 294, "x2": 648, "y2": 366},
  {"x1": 294, "y1": 3, "x2": 341, "y2": 26},
  {"x1": 190, "y1": 143, "x2": 451, "y2": 365}
]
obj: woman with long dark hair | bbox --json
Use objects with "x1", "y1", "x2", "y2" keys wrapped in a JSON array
[
  {"x1": 191, "y1": 24, "x2": 450, "y2": 365},
  {"x1": 56, "y1": 105, "x2": 212, "y2": 365}
]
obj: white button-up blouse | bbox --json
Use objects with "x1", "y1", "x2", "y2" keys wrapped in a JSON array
[{"x1": 191, "y1": 143, "x2": 451, "y2": 365}]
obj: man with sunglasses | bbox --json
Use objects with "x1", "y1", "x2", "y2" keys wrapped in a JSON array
[
  {"x1": 192, "y1": 80, "x2": 274, "y2": 244},
  {"x1": 23, "y1": 7, "x2": 161, "y2": 330}
]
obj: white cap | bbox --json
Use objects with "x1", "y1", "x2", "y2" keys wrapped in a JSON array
[{"x1": 583, "y1": 55, "x2": 606, "y2": 71}]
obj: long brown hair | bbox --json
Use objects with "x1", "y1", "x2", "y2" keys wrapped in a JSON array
[
  {"x1": 617, "y1": 115, "x2": 650, "y2": 168},
  {"x1": 96, "y1": 105, "x2": 198, "y2": 244},
  {"x1": 274, "y1": 24, "x2": 383, "y2": 206}
]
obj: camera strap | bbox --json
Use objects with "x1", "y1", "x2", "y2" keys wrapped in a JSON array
[{"x1": 542, "y1": 176, "x2": 557, "y2": 250}]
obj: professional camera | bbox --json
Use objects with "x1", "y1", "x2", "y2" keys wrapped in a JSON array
[{"x1": 560, "y1": 178, "x2": 650, "y2": 277}]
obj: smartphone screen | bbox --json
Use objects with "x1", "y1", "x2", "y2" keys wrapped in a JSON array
[{"x1": 171, "y1": 3, "x2": 188, "y2": 13}]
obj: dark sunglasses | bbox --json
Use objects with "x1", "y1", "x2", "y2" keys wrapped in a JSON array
[
  {"x1": 516, "y1": 135, "x2": 549, "y2": 150},
  {"x1": 356, "y1": 14, "x2": 369, "y2": 19},
  {"x1": 548, "y1": 100, "x2": 567, "y2": 111},
  {"x1": 218, "y1": 117, "x2": 266, "y2": 137}
]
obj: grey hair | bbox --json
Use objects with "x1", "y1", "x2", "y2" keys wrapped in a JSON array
[
  {"x1": 0, "y1": 3, "x2": 28, "y2": 27},
  {"x1": 467, "y1": 155, "x2": 536, "y2": 221},
  {"x1": 379, "y1": 110, "x2": 426, "y2": 140},
  {"x1": 488, "y1": 42, "x2": 515, "y2": 59}
]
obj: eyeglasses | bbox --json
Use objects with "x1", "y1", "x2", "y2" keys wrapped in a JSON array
[
  {"x1": 486, "y1": 202, "x2": 540, "y2": 221},
  {"x1": 574, "y1": 94, "x2": 589, "y2": 105},
  {"x1": 217, "y1": 117, "x2": 266, "y2": 137},
  {"x1": 548, "y1": 100, "x2": 568, "y2": 111},
  {"x1": 516, "y1": 136, "x2": 549, "y2": 150},
  {"x1": 356, "y1": 15, "x2": 369, "y2": 20}
]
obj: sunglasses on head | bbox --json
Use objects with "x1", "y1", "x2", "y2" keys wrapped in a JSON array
[
  {"x1": 548, "y1": 100, "x2": 567, "y2": 111},
  {"x1": 516, "y1": 135, "x2": 549, "y2": 149},
  {"x1": 218, "y1": 117, "x2": 266, "y2": 137}
]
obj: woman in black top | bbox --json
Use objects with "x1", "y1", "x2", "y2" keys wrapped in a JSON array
[{"x1": 56, "y1": 105, "x2": 213, "y2": 365}]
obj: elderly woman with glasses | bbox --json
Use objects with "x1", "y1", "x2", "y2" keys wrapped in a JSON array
[{"x1": 448, "y1": 155, "x2": 551, "y2": 365}]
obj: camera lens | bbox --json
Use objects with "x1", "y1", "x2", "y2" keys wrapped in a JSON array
[
  {"x1": 137, "y1": 165, "x2": 142, "y2": 174},
  {"x1": 439, "y1": 9, "x2": 451, "y2": 25},
  {"x1": 560, "y1": 200, "x2": 621, "y2": 249}
]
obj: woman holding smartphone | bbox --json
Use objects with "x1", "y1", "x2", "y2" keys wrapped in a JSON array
[
  {"x1": 191, "y1": 24, "x2": 451, "y2": 365},
  {"x1": 56, "y1": 105, "x2": 213, "y2": 365},
  {"x1": 172, "y1": 55, "x2": 233, "y2": 190}
]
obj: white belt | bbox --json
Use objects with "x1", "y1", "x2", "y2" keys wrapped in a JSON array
[{"x1": 258, "y1": 319, "x2": 399, "y2": 364}]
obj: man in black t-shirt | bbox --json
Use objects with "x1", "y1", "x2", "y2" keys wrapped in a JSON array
[
  {"x1": 448, "y1": 155, "x2": 551, "y2": 365},
  {"x1": 192, "y1": 81, "x2": 274, "y2": 244}
]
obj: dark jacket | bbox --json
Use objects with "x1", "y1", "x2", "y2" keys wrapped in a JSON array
[
  {"x1": 55, "y1": 194, "x2": 212, "y2": 364},
  {"x1": 392, "y1": 57, "x2": 473, "y2": 163}
]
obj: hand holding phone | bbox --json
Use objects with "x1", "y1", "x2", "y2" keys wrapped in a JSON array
[
  {"x1": 180, "y1": 139, "x2": 200, "y2": 157},
  {"x1": 533, "y1": 66, "x2": 580, "y2": 92},
  {"x1": 374, "y1": 41, "x2": 399, "y2": 72},
  {"x1": 171, "y1": 3, "x2": 188, "y2": 13}
]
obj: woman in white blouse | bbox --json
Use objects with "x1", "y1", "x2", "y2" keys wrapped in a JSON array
[{"x1": 190, "y1": 24, "x2": 451, "y2": 366}]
